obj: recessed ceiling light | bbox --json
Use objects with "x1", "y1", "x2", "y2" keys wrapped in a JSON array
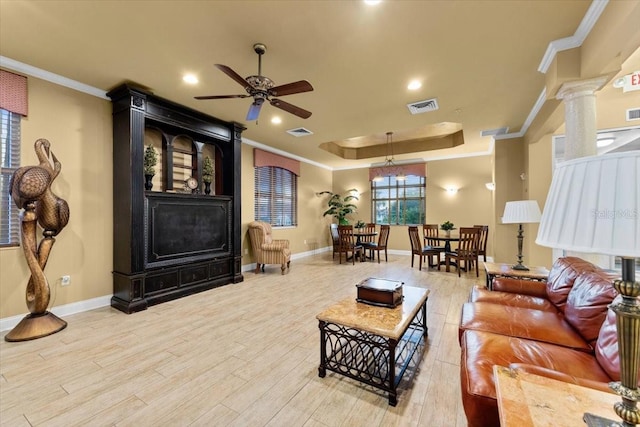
[
  {"x1": 364, "y1": 0, "x2": 381, "y2": 5},
  {"x1": 271, "y1": 116, "x2": 282, "y2": 125},
  {"x1": 597, "y1": 138, "x2": 614, "y2": 147},
  {"x1": 182, "y1": 74, "x2": 198, "y2": 84},
  {"x1": 408, "y1": 80, "x2": 422, "y2": 90}
]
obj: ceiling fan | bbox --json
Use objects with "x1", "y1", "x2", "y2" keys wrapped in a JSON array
[{"x1": 195, "y1": 43, "x2": 314, "y2": 121}]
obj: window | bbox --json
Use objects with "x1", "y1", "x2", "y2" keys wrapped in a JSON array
[
  {"x1": 371, "y1": 175, "x2": 425, "y2": 225},
  {"x1": 254, "y1": 166, "x2": 297, "y2": 227},
  {"x1": 1, "y1": 109, "x2": 21, "y2": 246}
]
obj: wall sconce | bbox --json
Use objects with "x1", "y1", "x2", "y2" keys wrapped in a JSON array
[
  {"x1": 350, "y1": 189, "x2": 360, "y2": 198},
  {"x1": 520, "y1": 172, "x2": 526, "y2": 181},
  {"x1": 446, "y1": 187, "x2": 458, "y2": 195},
  {"x1": 485, "y1": 182, "x2": 495, "y2": 191}
]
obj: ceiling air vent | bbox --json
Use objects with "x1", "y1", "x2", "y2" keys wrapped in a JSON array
[
  {"x1": 286, "y1": 127, "x2": 314, "y2": 137},
  {"x1": 407, "y1": 98, "x2": 439, "y2": 115},
  {"x1": 480, "y1": 127, "x2": 509, "y2": 137},
  {"x1": 626, "y1": 108, "x2": 640, "y2": 121}
]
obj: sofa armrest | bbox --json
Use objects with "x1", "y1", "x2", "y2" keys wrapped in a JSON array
[
  {"x1": 492, "y1": 278, "x2": 547, "y2": 298},
  {"x1": 508, "y1": 363, "x2": 613, "y2": 394}
]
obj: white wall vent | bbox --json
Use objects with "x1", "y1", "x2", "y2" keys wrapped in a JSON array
[
  {"x1": 407, "y1": 98, "x2": 439, "y2": 115},
  {"x1": 626, "y1": 108, "x2": 640, "y2": 121},
  {"x1": 480, "y1": 127, "x2": 509, "y2": 137},
  {"x1": 286, "y1": 127, "x2": 314, "y2": 137}
]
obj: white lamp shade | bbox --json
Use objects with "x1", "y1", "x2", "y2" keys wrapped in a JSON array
[
  {"x1": 536, "y1": 151, "x2": 640, "y2": 257},
  {"x1": 502, "y1": 200, "x2": 542, "y2": 224}
]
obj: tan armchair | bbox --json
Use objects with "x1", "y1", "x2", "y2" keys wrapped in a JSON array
[{"x1": 248, "y1": 221, "x2": 291, "y2": 275}]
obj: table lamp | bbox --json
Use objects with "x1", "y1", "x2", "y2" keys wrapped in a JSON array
[
  {"x1": 536, "y1": 151, "x2": 640, "y2": 427},
  {"x1": 501, "y1": 200, "x2": 542, "y2": 271}
]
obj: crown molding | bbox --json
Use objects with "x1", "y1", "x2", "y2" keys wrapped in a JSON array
[
  {"x1": 0, "y1": 56, "x2": 108, "y2": 99},
  {"x1": 538, "y1": 0, "x2": 609, "y2": 73}
]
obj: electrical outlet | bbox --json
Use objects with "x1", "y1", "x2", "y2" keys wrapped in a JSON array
[{"x1": 61, "y1": 275, "x2": 71, "y2": 286}]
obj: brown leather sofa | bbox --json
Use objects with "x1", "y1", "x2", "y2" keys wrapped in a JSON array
[{"x1": 458, "y1": 257, "x2": 630, "y2": 427}]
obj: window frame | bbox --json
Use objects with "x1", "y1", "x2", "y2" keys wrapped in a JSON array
[
  {"x1": 371, "y1": 175, "x2": 426, "y2": 225},
  {"x1": 0, "y1": 108, "x2": 21, "y2": 247},
  {"x1": 254, "y1": 165, "x2": 298, "y2": 228}
]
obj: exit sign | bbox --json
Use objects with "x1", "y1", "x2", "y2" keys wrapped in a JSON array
[{"x1": 623, "y1": 71, "x2": 640, "y2": 92}]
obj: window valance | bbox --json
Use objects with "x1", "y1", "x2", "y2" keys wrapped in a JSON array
[
  {"x1": 0, "y1": 70, "x2": 28, "y2": 116},
  {"x1": 368, "y1": 162, "x2": 426, "y2": 181},
  {"x1": 254, "y1": 148, "x2": 300, "y2": 176}
]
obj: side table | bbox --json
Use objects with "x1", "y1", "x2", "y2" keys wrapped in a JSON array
[
  {"x1": 484, "y1": 262, "x2": 549, "y2": 290},
  {"x1": 494, "y1": 365, "x2": 618, "y2": 426}
]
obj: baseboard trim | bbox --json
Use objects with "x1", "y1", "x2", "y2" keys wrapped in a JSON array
[{"x1": 1, "y1": 295, "x2": 112, "y2": 332}]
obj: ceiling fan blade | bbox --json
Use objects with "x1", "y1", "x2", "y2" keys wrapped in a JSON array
[
  {"x1": 270, "y1": 98, "x2": 312, "y2": 119},
  {"x1": 214, "y1": 64, "x2": 252, "y2": 90},
  {"x1": 269, "y1": 80, "x2": 314, "y2": 97},
  {"x1": 194, "y1": 94, "x2": 250, "y2": 100},
  {"x1": 246, "y1": 100, "x2": 264, "y2": 121}
]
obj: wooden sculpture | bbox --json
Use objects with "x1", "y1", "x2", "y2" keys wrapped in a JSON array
[{"x1": 5, "y1": 139, "x2": 70, "y2": 341}]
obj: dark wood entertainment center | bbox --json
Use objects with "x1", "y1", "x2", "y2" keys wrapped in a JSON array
[{"x1": 108, "y1": 84, "x2": 245, "y2": 314}]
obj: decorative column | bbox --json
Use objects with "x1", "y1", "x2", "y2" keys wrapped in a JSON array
[{"x1": 555, "y1": 76, "x2": 608, "y2": 161}]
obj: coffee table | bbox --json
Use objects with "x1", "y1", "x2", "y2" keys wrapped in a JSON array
[
  {"x1": 316, "y1": 286, "x2": 429, "y2": 406},
  {"x1": 484, "y1": 262, "x2": 549, "y2": 290}
]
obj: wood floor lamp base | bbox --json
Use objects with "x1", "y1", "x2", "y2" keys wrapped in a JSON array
[{"x1": 4, "y1": 311, "x2": 67, "y2": 342}]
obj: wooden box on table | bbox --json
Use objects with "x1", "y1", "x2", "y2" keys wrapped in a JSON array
[{"x1": 356, "y1": 277, "x2": 404, "y2": 308}]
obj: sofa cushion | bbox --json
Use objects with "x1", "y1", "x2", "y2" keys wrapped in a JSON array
[
  {"x1": 459, "y1": 302, "x2": 592, "y2": 351},
  {"x1": 564, "y1": 271, "x2": 618, "y2": 348},
  {"x1": 545, "y1": 257, "x2": 601, "y2": 313},
  {"x1": 460, "y1": 330, "x2": 613, "y2": 427},
  {"x1": 469, "y1": 286, "x2": 557, "y2": 312}
]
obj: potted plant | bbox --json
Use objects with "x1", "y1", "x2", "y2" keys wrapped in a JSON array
[
  {"x1": 143, "y1": 144, "x2": 158, "y2": 190},
  {"x1": 202, "y1": 156, "x2": 214, "y2": 195},
  {"x1": 441, "y1": 220, "x2": 455, "y2": 237},
  {"x1": 317, "y1": 189, "x2": 358, "y2": 225},
  {"x1": 354, "y1": 220, "x2": 366, "y2": 229}
]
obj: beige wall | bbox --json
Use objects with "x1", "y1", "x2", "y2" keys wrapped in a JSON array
[
  {"x1": 0, "y1": 77, "x2": 113, "y2": 318},
  {"x1": 423, "y1": 156, "x2": 493, "y2": 256},
  {"x1": 493, "y1": 138, "x2": 526, "y2": 265},
  {"x1": 241, "y1": 145, "x2": 333, "y2": 265}
]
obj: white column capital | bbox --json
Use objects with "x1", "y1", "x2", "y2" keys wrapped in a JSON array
[{"x1": 556, "y1": 76, "x2": 609, "y2": 101}]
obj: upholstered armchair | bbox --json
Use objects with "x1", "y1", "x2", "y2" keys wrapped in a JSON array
[{"x1": 248, "y1": 221, "x2": 291, "y2": 275}]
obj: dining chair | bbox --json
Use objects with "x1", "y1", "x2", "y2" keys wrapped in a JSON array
[
  {"x1": 473, "y1": 225, "x2": 489, "y2": 262},
  {"x1": 337, "y1": 225, "x2": 364, "y2": 265},
  {"x1": 362, "y1": 224, "x2": 390, "y2": 263},
  {"x1": 444, "y1": 227, "x2": 480, "y2": 277},
  {"x1": 423, "y1": 224, "x2": 446, "y2": 267},
  {"x1": 362, "y1": 223, "x2": 376, "y2": 244},
  {"x1": 408, "y1": 226, "x2": 441, "y2": 270},
  {"x1": 330, "y1": 224, "x2": 340, "y2": 259}
]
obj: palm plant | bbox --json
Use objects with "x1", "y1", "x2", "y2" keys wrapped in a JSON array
[{"x1": 317, "y1": 189, "x2": 359, "y2": 225}]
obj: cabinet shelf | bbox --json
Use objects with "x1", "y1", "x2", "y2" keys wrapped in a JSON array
[{"x1": 107, "y1": 83, "x2": 246, "y2": 314}]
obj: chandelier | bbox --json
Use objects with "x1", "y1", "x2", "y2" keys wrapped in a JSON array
[{"x1": 373, "y1": 131, "x2": 406, "y2": 182}]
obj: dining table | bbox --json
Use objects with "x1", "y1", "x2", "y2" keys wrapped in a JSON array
[
  {"x1": 427, "y1": 235, "x2": 459, "y2": 252},
  {"x1": 353, "y1": 230, "x2": 378, "y2": 260}
]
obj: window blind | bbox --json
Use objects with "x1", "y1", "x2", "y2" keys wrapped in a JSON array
[
  {"x1": 254, "y1": 166, "x2": 298, "y2": 227},
  {"x1": 1, "y1": 109, "x2": 21, "y2": 246}
]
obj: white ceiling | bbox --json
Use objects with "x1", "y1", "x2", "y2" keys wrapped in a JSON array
[{"x1": 0, "y1": 1, "x2": 637, "y2": 169}]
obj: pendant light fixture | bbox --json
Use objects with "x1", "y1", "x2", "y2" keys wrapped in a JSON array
[{"x1": 373, "y1": 132, "x2": 406, "y2": 182}]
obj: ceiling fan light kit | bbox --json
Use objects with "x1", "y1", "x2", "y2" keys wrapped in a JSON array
[{"x1": 195, "y1": 43, "x2": 314, "y2": 122}]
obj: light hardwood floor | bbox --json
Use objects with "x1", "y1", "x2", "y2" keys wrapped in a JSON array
[{"x1": 1, "y1": 252, "x2": 481, "y2": 427}]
